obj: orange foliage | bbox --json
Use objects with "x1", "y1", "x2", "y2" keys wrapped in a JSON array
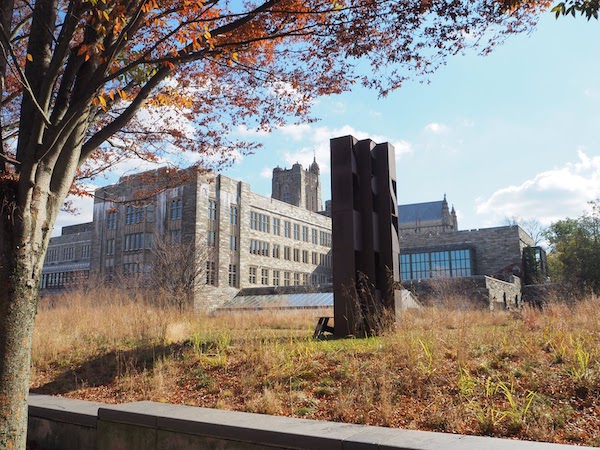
[{"x1": 0, "y1": 0, "x2": 552, "y2": 191}]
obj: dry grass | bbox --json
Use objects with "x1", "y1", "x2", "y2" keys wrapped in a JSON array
[{"x1": 31, "y1": 288, "x2": 600, "y2": 446}]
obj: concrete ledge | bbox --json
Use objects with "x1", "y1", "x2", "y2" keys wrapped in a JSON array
[
  {"x1": 29, "y1": 393, "x2": 103, "y2": 428},
  {"x1": 28, "y1": 394, "x2": 103, "y2": 450},
  {"x1": 29, "y1": 395, "x2": 579, "y2": 450}
]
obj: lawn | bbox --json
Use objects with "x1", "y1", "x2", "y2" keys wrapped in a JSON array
[{"x1": 30, "y1": 289, "x2": 600, "y2": 446}]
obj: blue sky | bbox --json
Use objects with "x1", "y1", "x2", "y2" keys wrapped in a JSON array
[{"x1": 56, "y1": 11, "x2": 600, "y2": 235}]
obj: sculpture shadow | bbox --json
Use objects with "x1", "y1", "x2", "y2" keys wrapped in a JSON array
[{"x1": 31, "y1": 342, "x2": 187, "y2": 395}]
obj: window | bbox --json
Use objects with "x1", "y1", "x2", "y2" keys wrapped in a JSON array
[
  {"x1": 63, "y1": 247, "x2": 74, "y2": 261},
  {"x1": 46, "y1": 249, "x2": 58, "y2": 262},
  {"x1": 319, "y1": 231, "x2": 332, "y2": 247},
  {"x1": 302, "y1": 250, "x2": 309, "y2": 264},
  {"x1": 273, "y1": 270, "x2": 280, "y2": 286},
  {"x1": 250, "y1": 211, "x2": 270, "y2": 232},
  {"x1": 81, "y1": 245, "x2": 91, "y2": 259},
  {"x1": 208, "y1": 199, "x2": 217, "y2": 220},
  {"x1": 206, "y1": 261, "x2": 216, "y2": 286},
  {"x1": 228, "y1": 264, "x2": 238, "y2": 287},
  {"x1": 284, "y1": 221, "x2": 291, "y2": 238},
  {"x1": 123, "y1": 262, "x2": 140, "y2": 274},
  {"x1": 207, "y1": 230, "x2": 217, "y2": 247},
  {"x1": 230, "y1": 205, "x2": 238, "y2": 225},
  {"x1": 293, "y1": 223, "x2": 300, "y2": 240},
  {"x1": 272, "y1": 244, "x2": 280, "y2": 259},
  {"x1": 293, "y1": 248, "x2": 300, "y2": 262},
  {"x1": 146, "y1": 205, "x2": 155, "y2": 222},
  {"x1": 230, "y1": 235, "x2": 238, "y2": 251},
  {"x1": 273, "y1": 218, "x2": 280, "y2": 235},
  {"x1": 312, "y1": 252, "x2": 318, "y2": 265},
  {"x1": 311, "y1": 274, "x2": 318, "y2": 285},
  {"x1": 400, "y1": 248, "x2": 473, "y2": 281},
  {"x1": 319, "y1": 253, "x2": 332, "y2": 268},
  {"x1": 302, "y1": 226, "x2": 309, "y2": 242},
  {"x1": 284, "y1": 246, "x2": 291, "y2": 260},
  {"x1": 249, "y1": 267, "x2": 257, "y2": 284},
  {"x1": 125, "y1": 206, "x2": 143, "y2": 224},
  {"x1": 124, "y1": 233, "x2": 145, "y2": 251},
  {"x1": 293, "y1": 272, "x2": 300, "y2": 286},
  {"x1": 250, "y1": 239, "x2": 269, "y2": 256},
  {"x1": 261, "y1": 268, "x2": 269, "y2": 285},
  {"x1": 106, "y1": 239, "x2": 115, "y2": 256},
  {"x1": 260, "y1": 214, "x2": 270, "y2": 233},
  {"x1": 283, "y1": 271, "x2": 291, "y2": 286},
  {"x1": 311, "y1": 228, "x2": 318, "y2": 244},
  {"x1": 170, "y1": 199, "x2": 182, "y2": 220},
  {"x1": 302, "y1": 273, "x2": 309, "y2": 285},
  {"x1": 107, "y1": 211, "x2": 117, "y2": 230}
]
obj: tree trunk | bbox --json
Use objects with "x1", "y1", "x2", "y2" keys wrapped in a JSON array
[{"x1": 0, "y1": 178, "x2": 52, "y2": 450}]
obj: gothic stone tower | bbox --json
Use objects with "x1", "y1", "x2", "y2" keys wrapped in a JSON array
[{"x1": 272, "y1": 157, "x2": 322, "y2": 212}]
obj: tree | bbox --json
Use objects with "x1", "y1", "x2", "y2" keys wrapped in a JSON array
[
  {"x1": 0, "y1": 0, "x2": 550, "y2": 447},
  {"x1": 551, "y1": 0, "x2": 599, "y2": 19},
  {"x1": 149, "y1": 231, "x2": 213, "y2": 311},
  {"x1": 543, "y1": 200, "x2": 600, "y2": 295},
  {"x1": 505, "y1": 216, "x2": 546, "y2": 246}
]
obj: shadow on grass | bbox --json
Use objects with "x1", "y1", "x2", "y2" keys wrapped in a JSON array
[
  {"x1": 31, "y1": 331, "x2": 359, "y2": 396},
  {"x1": 31, "y1": 342, "x2": 187, "y2": 395}
]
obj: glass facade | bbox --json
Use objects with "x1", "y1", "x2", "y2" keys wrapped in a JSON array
[{"x1": 400, "y1": 248, "x2": 472, "y2": 281}]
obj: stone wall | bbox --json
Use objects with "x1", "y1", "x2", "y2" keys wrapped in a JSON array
[
  {"x1": 400, "y1": 225, "x2": 534, "y2": 276},
  {"x1": 28, "y1": 394, "x2": 576, "y2": 450}
]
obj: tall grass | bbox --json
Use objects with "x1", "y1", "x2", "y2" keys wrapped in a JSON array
[{"x1": 31, "y1": 288, "x2": 600, "y2": 445}]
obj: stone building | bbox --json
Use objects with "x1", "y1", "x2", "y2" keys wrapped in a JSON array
[
  {"x1": 272, "y1": 158, "x2": 322, "y2": 212},
  {"x1": 41, "y1": 158, "x2": 544, "y2": 311},
  {"x1": 90, "y1": 168, "x2": 333, "y2": 310},
  {"x1": 399, "y1": 195, "x2": 458, "y2": 237},
  {"x1": 399, "y1": 224, "x2": 544, "y2": 308},
  {"x1": 41, "y1": 222, "x2": 93, "y2": 291}
]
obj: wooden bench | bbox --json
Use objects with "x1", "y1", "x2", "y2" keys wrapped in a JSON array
[{"x1": 312, "y1": 316, "x2": 334, "y2": 339}]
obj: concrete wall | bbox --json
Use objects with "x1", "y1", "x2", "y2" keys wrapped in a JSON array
[{"x1": 28, "y1": 394, "x2": 576, "y2": 450}]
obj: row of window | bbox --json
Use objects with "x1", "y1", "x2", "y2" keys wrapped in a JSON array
[
  {"x1": 124, "y1": 233, "x2": 152, "y2": 252},
  {"x1": 248, "y1": 240, "x2": 332, "y2": 267},
  {"x1": 204, "y1": 263, "x2": 239, "y2": 288},
  {"x1": 249, "y1": 211, "x2": 331, "y2": 247},
  {"x1": 107, "y1": 199, "x2": 182, "y2": 230},
  {"x1": 125, "y1": 206, "x2": 144, "y2": 224},
  {"x1": 45, "y1": 245, "x2": 90, "y2": 263},
  {"x1": 400, "y1": 249, "x2": 472, "y2": 281},
  {"x1": 248, "y1": 267, "x2": 329, "y2": 286},
  {"x1": 41, "y1": 270, "x2": 89, "y2": 289}
]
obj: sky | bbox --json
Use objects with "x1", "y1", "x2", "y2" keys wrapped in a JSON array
[{"x1": 55, "y1": 11, "x2": 600, "y2": 236}]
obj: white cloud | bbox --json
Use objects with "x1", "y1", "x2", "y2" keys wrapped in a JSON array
[
  {"x1": 476, "y1": 149, "x2": 600, "y2": 226},
  {"x1": 276, "y1": 124, "x2": 413, "y2": 175},
  {"x1": 260, "y1": 167, "x2": 272, "y2": 178},
  {"x1": 584, "y1": 88, "x2": 600, "y2": 100},
  {"x1": 53, "y1": 188, "x2": 97, "y2": 236},
  {"x1": 424, "y1": 122, "x2": 449, "y2": 134},
  {"x1": 236, "y1": 125, "x2": 269, "y2": 137}
]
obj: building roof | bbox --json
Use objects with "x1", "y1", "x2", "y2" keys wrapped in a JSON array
[
  {"x1": 219, "y1": 292, "x2": 333, "y2": 310},
  {"x1": 399, "y1": 200, "x2": 444, "y2": 224}
]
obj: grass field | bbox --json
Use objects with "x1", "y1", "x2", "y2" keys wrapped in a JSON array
[{"x1": 30, "y1": 289, "x2": 600, "y2": 446}]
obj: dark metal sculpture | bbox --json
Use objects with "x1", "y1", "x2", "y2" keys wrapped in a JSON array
[{"x1": 330, "y1": 135, "x2": 400, "y2": 337}]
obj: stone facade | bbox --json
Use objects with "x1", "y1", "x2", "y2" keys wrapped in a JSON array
[
  {"x1": 272, "y1": 158, "x2": 322, "y2": 212},
  {"x1": 398, "y1": 196, "x2": 458, "y2": 237},
  {"x1": 400, "y1": 225, "x2": 533, "y2": 278},
  {"x1": 90, "y1": 169, "x2": 333, "y2": 311},
  {"x1": 41, "y1": 223, "x2": 93, "y2": 291}
]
